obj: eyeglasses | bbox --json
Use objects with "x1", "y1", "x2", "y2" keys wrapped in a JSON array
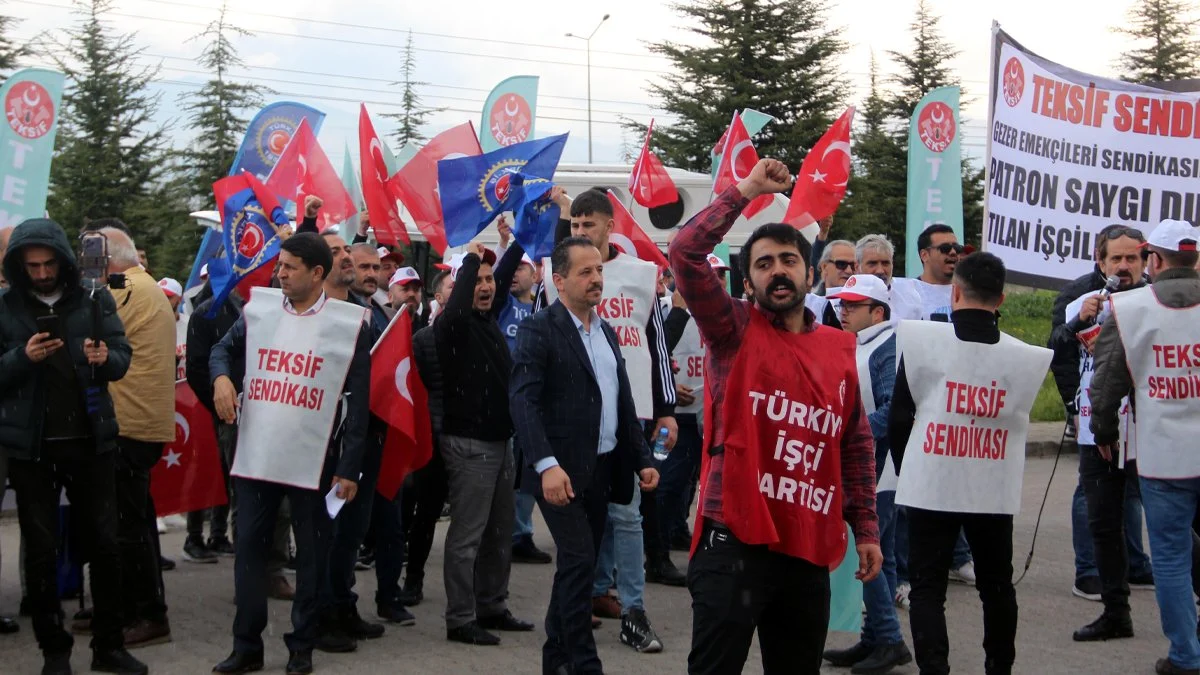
[
  {"x1": 830, "y1": 259, "x2": 856, "y2": 271},
  {"x1": 927, "y1": 243, "x2": 965, "y2": 256},
  {"x1": 838, "y1": 301, "x2": 872, "y2": 313}
]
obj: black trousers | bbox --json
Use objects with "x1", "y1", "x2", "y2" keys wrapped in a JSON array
[
  {"x1": 401, "y1": 445, "x2": 447, "y2": 586},
  {"x1": 1079, "y1": 445, "x2": 1139, "y2": 614},
  {"x1": 231, "y1": 454, "x2": 334, "y2": 654},
  {"x1": 538, "y1": 452, "x2": 612, "y2": 675},
  {"x1": 9, "y1": 440, "x2": 124, "y2": 653},
  {"x1": 114, "y1": 437, "x2": 167, "y2": 626},
  {"x1": 323, "y1": 436, "x2": 382, "y2": 612},
  {"x1": 640, "y1": 424, "x2": 666, "y2": 561},
  {"x1": 687, "y1": 519, "x2": 831, "y2": 675},
  {"x1": 907, "y1": 507, "x2": 1017, "y2": 675}
]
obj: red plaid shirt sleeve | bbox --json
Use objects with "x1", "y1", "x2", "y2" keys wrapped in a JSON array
[{"x1": 840, "y1": 391, "x2": 880, "y2": 545}]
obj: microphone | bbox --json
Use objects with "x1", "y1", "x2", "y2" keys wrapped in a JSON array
[{"x1": 1098, "y1": 275, "x2": 1120, "y2": 299}]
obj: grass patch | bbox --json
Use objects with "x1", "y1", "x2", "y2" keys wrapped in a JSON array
[{"x1": 999, "y1": 289, "x2": 1067, "y2": 423}]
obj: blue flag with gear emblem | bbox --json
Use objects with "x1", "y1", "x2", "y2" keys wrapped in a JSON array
[
  {"x1": 204, "y1": 171, "x2": 290, "y2": 319},
  {"x1": 438, "y1": 133, "x2": 568, "y2": 259}
]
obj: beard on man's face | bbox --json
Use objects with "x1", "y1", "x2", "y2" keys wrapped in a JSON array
[{"x1": 753, "y1": 274, "x2": 804, "y2": 312}]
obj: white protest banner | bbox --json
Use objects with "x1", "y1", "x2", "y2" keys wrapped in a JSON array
[{"x1": 985, "y1": 24, "x2": 1200, "y2": 288}]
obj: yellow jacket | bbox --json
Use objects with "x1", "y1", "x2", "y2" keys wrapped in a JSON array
[{"x1": 109, "y1": 266, "x2": 177, "y2": 443}]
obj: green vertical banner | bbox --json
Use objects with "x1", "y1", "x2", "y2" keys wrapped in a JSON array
[
  {"x1": 0, "y1": 68, "x2": 65, "y2": 226},
  {"x1": 906, "y1": 86, "x2": 964, "y2": 278},
  {"x1": 713, "y1": 242, "x2": 731, "y2": 294},
  {"x1": 340, "y1": 141, "x2": 364, "y2": 235},
  {"x1": 480, "y1": 75, "x2": 539, "y2": 153}
]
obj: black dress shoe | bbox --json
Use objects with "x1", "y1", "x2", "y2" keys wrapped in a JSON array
[
  {"x1": 315, "y1": 627, "x2": 357, "y2": 653},
  {"x1": 91, "y1": 647, "x2": 148, "y2": 675},
  {"x1": 823, "y1": 640, "x2": 873, "y2": 667},
  {"x1": 0, "y1": 616, "x2": 18, "y2": 634},
  {"x1": 341, "y1": 606, "x2": 385, "y2": 639},
  {"x1": 286, "y1": 649, "x2": 313, "y2": 675},
  {"x1": 851, "y1": 642, "x2": 913, "y2": 675},
  {"x1": 42, "y1": 651, "x2": 71, "y2": 675},
  {"x1": 1157, "y1": 658, "x2": 1200, "y2": 675},
  {"x1": 447, "y1": 621, "x2": 501, "y2": 645},
  {"x1": 212, "y1": 650, "x2": 264, "y2": 674},
  {"x1": 512, "y1": 538, "x2": 553, "y2": 564},
  {"x1": 1073, "y1": 613, "x2": 1134, "y2": 642},
  {"x1": 644, "y1": 556, "x2": 687, "y2": 587},
  {"x1": 477, "y1": 610, "x2": 535, "y2": 632}
]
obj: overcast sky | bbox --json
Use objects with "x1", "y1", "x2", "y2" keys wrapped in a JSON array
[{"x1": 3, "y1": 0, "x2": 1160, "y2": 169}]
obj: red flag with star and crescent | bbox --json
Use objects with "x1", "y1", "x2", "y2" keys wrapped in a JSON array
[
  {"x1": 265, "y1": 118, "x2": 357, "y2": 231},
  {"x1": 151, "y1": 382, "x2": 228, "y2": 517},
  {"x1": 387, "y1": 121, "x2": 482, "y2": 255},
  {"x1": 784, "y1": 106, "x2": 855, "y2": 229},
  {"x1": 370, "y1": 310, "x2": 432, "y2": 499},
  {"x1": 713, "y1": 113, "x2": 773, "y2": 219},
  {"x1": 606, "y1": 190, "x2": 668, "y2": 268},
  {"x1": 628, "y1": 120, "x2": 678, "y2": 208},
  {"x1": 359, "y1": 104, "x2": 409, "y2": 247}
]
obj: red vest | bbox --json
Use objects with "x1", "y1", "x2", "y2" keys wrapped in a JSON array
[{"x1": 696, "y1": 309, "x2": 857, "y2": 567}]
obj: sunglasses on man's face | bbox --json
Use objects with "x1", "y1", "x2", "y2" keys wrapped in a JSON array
[
  {"x1": 830, "y1": 259, "x2": 856, "y2": 271},
  {"x1": 928, "y1": 243, "x2": 964, "y2": 256}
]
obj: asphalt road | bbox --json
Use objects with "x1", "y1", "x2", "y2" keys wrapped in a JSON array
[{"x1": 0, "y1": 452, "x2": 1179, "y2": 674}]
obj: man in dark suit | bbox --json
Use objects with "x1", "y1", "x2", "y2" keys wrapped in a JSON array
[{"x1": 510, "y1": 237, "x2": 660, "y2": 675}]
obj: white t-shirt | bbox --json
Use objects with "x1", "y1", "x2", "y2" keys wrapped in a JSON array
[{"x1": 893, "y1": 277, "x2": 953, "y2": 320}]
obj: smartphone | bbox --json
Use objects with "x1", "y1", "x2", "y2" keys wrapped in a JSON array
[{"x1": 35, "y1": 314, "x2": 60, "y2": 340}]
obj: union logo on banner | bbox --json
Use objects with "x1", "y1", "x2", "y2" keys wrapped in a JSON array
[
  {"x1": 256, "y1": 116, "x2": 297, "y2": 166},
  {"x1": 489, "y1": 94, "x2": 532, "y2": 147},
  {"x1": 1003, "y1": 57, "x2": 1025, "y2": 107},
  {"x1": 5, "y1": 81, "x2": 54, "y2": 140},
  {"x1": 917, "y1": 101, "x2": 956, "y2": 153},
  {"x1": 478, "y1": 159, "x2": 523, "y2": 211}
]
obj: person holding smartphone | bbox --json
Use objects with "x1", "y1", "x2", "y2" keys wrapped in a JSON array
[{"x1": 0, "y1": 218, "x2": 142, "y2": 675}]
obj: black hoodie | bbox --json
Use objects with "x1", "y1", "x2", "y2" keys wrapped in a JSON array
[{"x1": 0, "y1": 219, "x2": 131, "y2": 459}]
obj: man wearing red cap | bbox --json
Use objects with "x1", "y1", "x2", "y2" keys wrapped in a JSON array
[
  {"x1": 1092, "y1": 219, "x2": 1200, "y2": 675},
  {"x1": 669, "y1": 158, "x2": 881, "y2": 674}
]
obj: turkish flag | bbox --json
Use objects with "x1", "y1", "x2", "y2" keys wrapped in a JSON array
[
  {"x1": 370, "y1": 310, "x2": 432, "y2": 499},
  {"x1": 605, "y1": 190, "x2": 668, "y2": 268},
  {"x1": 359, "y1": 104, "x2": 409, "y2": 247},
  {"x1": 784, "y1": 107, "x2": 855, "y2": 229},
  {"x1": 151, "y1": 382, "x2": 228, "y2": 517},
  {"x1": 713, "y1": 113, "x2": 772, "y2": 219},
  {"x1": 628, "y1": 120, "x2": 678, "y2": 209},
  {"x1": 265, "y1": 118, "x2": 357, "y2": 231},
  {"x1": 388, "y1": 122, "x2": 482, "y2": 255}
]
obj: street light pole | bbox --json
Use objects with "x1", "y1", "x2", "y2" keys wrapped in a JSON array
[{"x1": 566, "y1": 13, "x2": 609, "y2": 164}]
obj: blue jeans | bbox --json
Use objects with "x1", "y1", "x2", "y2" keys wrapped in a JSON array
[
  {"x1": 1140, "y1": 477, "x2": 1200, "y2": 669},
  {"x1": 862, "y1": 490, "x2": 903, "y2": 646},
  {"x1": 513, "y1": 491, "x2": 536, "y2": 543},
  {"x1": 592, "y1": 479, "x2": 644, "y2": 613},
  {"x1": 657, "y1": 414, "x2": 702, "y2": 543},
  {"x1": 1072, "y1": 448, "x2": 1153, "y2": 581},
  {"x1": 895, "y1": 507, "x2": 971, "y2": 584}
]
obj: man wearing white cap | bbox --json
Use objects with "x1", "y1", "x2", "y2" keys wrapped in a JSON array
[
  {"x1": 159, "y1": 278, "x2": 186, "y2": 381},
  {"x1": 822, "y1": 274, "x2": 913, "y2": 673},
  {"x1": 1091, "y1": 219, "x2": 1200, "y2": 675},
  {"x1": 388, "y1": 267, "x2": 425, "y2": 325},
  {"x1": 376, "y1": 247, "x2": 404, "y2": 309}
]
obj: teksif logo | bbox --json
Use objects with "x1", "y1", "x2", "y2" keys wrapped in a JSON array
[
  {"x1": 5, "y1": 81, "x2": 54, "y2": 140},
  {"x1": 1003, "y1": 57, "x2": 1025, "y2": 107},
  {"x1": 489, "y1": 94, "x2": 532, "y2": 147},
  {"x1": 844, "y1": 276, "x2": 857, "y2": 288},
  {"x1": 917, "y1": 101, "x2": 956, "y2": 153}
]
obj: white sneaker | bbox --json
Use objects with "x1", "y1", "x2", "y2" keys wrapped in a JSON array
[
  {"x1": 156, "y1": 517, "x2": 167, "y2": 534},
  {"x1": 163, "y1": 514, "x2": 187, "y2": 528},
  {"x1": 950, "y1": 561, "x2": 976, "y2": 585},
  {"x1": 894, "y1": 582, "x2": 911, "y2": 610}
]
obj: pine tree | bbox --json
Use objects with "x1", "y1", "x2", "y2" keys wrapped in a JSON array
[
  {"x1": 837, "y1": 55, "x2": 908, "y2": 262},
  {"x1": 0, "y1": 14, "x2": 29, "y2": 79},
  {"x1": 885, "y1": 0, "x2": 961, "y2": 123},
  {"x1": 641, "y1": 0, "x2": 848, "y2": 172},
  {"x1": 383, "y1": 31, "x2": 441, "y2": 147},
  {"x1": 1116, "y1": 0, "x2": 1200, "y2": 83},
  {"x1": 180, "y1": 0, "x2": 266, "y2": 204},
  {"x1": 44, "y1": 0, "x2": 168, "y2": 241}
]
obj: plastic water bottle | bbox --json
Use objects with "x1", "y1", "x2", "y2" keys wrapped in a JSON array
[{"x1": 652, "y1": 427, "x2": 670, "y2": 461}]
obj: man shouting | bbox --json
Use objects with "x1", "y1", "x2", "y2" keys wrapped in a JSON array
[{"x1": 669, "y1": 159, "x2": 881, "y2": 674}]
